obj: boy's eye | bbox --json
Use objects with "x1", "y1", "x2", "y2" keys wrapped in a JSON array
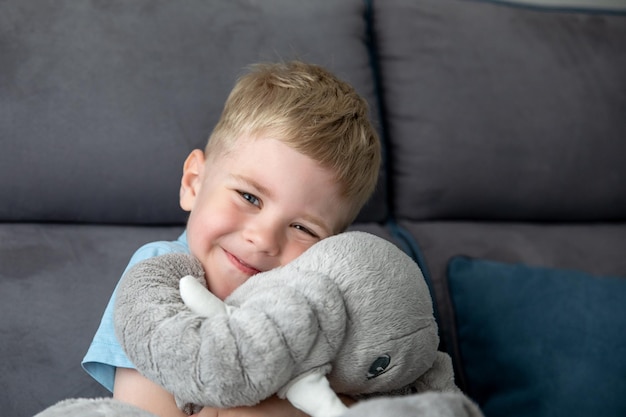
[
  {"x1": 293, "y1": 224, "x2": 318, "y2": 238},
  {"x1": 239, "y1": 191, "x2": 260, "y2": 207}
]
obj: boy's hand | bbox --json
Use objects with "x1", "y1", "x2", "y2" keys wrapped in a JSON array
[{"x1": 191, "y1": 396, "x2": 309, "y2": 417}]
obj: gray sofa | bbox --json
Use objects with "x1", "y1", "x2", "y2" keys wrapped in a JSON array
[{"x1": 2, "y1": 1, "x2": 625, "y2": 416}]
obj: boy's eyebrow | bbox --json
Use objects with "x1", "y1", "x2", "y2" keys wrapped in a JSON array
[{"x1": 231, "y1": 174, "x2": 274, "y2": 199}]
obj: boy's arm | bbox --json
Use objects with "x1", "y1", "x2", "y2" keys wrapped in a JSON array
[
  {"x1": 114, "y1": 367, "x2": 188, "y2": 417},
  {"x1": 114, "y1": 367, "x2": 315, "y2": 417}
]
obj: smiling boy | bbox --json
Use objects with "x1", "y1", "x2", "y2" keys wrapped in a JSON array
[
  {"x1": 180, "y1": 136, "x2": 345, "y2": 301},
  {"x1": 83, "y1": 61, "x2": 381, "y2": 417}
]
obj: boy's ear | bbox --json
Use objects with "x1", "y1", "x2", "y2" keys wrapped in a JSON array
[{"x1": 180, "y1": 149, "x2": 206, "y2": 212}]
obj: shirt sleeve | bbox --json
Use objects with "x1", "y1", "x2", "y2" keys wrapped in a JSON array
[{"x1": 81, "y1": 234, "x2": 188, "y2": 392}]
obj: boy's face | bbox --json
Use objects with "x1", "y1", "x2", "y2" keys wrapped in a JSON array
[{"x1": 179, "y1": 135, "x2": 346, "y2": 300}]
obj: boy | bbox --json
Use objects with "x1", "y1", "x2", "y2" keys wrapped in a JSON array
[{"x1": 82, "y1": 61, "x2": 381, "y2": 417}]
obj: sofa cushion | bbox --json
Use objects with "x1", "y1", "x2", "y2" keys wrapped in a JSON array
[
  {"x1": 397, "y1": 220, "x2": 626, "y2": 390},
  {"x1": 0, "y1": 0, "x2": 385, "y2": 224},
  {"x1": 447, "y1": 256, "x2": 626, "y2": 417},
  {"x1": 0, "y1": 224, "x2": 184, "y2": 416},
  {"x1": 373, "y1": 0, "x2": 626, "y2": 221}
]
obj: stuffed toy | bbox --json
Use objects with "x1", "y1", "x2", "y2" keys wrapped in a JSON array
[
  {"x1": 34, "y1": 231, "x2": 485, "y2": 417},
  {"x1": 112, "y1": 231, "x2": 462, "y2": 416}
]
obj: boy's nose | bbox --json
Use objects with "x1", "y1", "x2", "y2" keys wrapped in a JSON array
[{"x1": 243, "y1": 220, "x2": 281, "y2": 257}]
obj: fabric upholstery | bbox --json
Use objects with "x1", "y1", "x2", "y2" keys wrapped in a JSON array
[
  {"x1": 448, "y1": 256, "x2": 626, "y2": 417},
  {"x1": 398, "y1": 220, "x2": 626, "y2": 391},
  {"x1": 373, "y1": 0, "x2": 626, "y2": 221},
  {"x1": 0, "y1": 0, "x2": 386, "y2": 224},
  {"x1": 0, "y1": 224, "x2": 182, "y2": 415}
]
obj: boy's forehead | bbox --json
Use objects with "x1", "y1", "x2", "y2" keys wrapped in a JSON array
[
  {"x1": 221, "y1": 136, "x2": 326, "y2": 179},
  {"x1": 216, "y1": 137, "x2": 348, "y2": 232},
  {"x1": 215, "y1": 132, "x2": 344, "y2": 185}
]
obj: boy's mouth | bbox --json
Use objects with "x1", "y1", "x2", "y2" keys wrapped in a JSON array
[{"x1": 225, "y1": 250, "x2": 261, "y2": 276}]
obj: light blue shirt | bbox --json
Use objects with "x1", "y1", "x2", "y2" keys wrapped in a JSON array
[{"x1": 81, "y1": 232, "x2": 189, "y2": 392}]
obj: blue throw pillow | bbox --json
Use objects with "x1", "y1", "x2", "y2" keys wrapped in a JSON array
[{"x1": 447, "y1": 256, "x2": 626, "y2": 417}]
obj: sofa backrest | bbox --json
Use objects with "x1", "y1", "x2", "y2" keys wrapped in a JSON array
[
  {"x1": 2, "y1": 0, "x2": 624, "y2": 226},
  {"x1": 373, "y1": 0, "x2": 626, "y2": 223},
  {"x1": 0, "y1": 0, "x2": 386, "y2": 225}
]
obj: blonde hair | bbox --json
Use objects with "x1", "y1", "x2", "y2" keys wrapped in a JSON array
[{"x1": 206, "y1": 61, "x2": 381, "y2": 229}]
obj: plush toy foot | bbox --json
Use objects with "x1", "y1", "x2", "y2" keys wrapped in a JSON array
[
  {"x1": 34, "y1": 398, "x2": 158, "y2": 417},
  {"x1": 339, "y1": 392, "x2": 484, "y2": 417}
]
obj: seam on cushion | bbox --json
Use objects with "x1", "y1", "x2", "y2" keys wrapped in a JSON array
[
  {"x1": 386, "y1": 219, "x2": 437, "y2": 320},
  {"x1": 468, "y1": 0, "x2": 626, "y2": 14},
  {"x1": 387, "y1": 219, "x2": 470, "y2": 392},
  {"x1": 364, "y1": 0, "x2": 391, "y2": 222}
]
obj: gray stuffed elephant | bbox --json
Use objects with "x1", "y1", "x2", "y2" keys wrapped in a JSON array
[
  {"x1": 112, "y1": 231, "x2": 468, "y2": 416},
  {"x1": 34, "y1": 232, "x2": 484, "y2": 417}
]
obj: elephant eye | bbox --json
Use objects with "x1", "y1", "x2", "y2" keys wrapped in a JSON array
[{"x1": 366, "y1": 354, "x2": 391, "y2": 379}]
